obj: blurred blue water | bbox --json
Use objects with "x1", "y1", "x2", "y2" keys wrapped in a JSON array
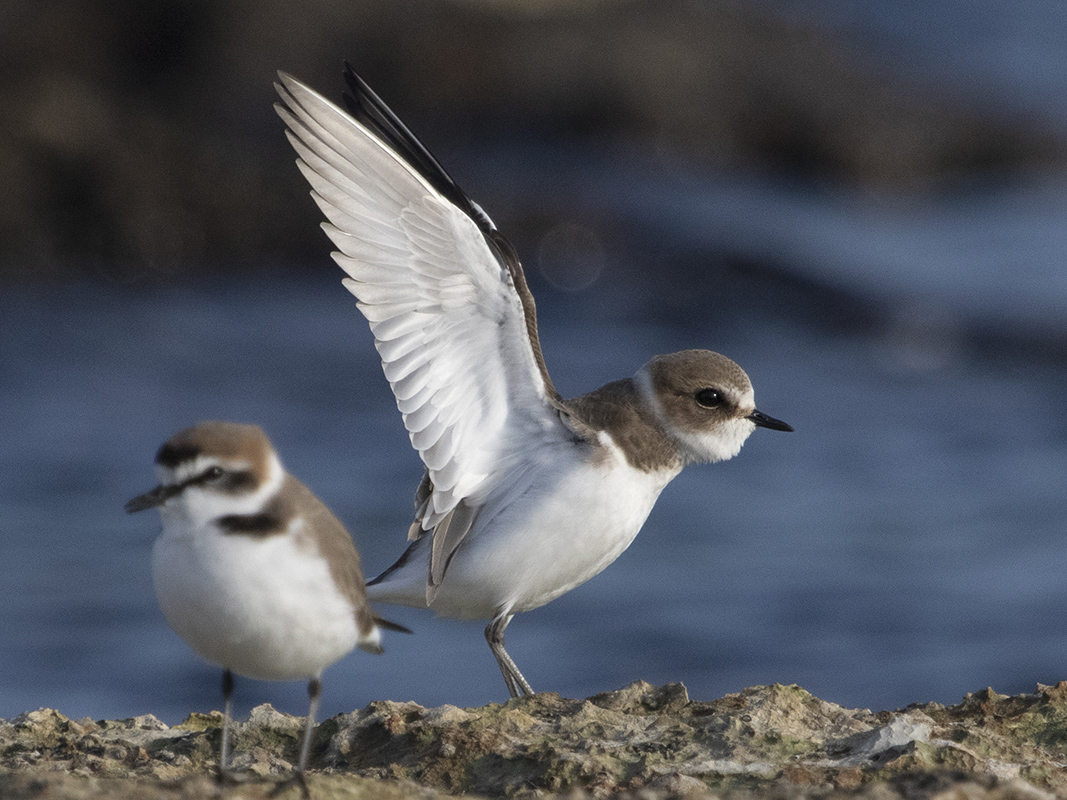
[
  {"x1": 2, "y1": 156, "x2": 1066, "y2": 726},
  {"x1": 754, "y1": 0, "x2": 1067, "y2": 126}
]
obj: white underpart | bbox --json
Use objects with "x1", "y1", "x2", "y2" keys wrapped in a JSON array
[
  {"x1": 152, "y1": 493, "x2": 359, "y2": 681},
  {"x1": 368, "y1": 433, "x2": 682, "y2": 619},
  {"x1": 275, "y1": 75, "x2": 567, "y2": 533},
  {"x1": 635, "y1": 367, "x2": 757, "y2": 464}
]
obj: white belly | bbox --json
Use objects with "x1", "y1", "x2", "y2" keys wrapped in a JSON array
[
  {"x1": 152, "y1": 519, "x2": 359, "y2": 681},
  {"x1": 369, "y1": 443, "x2": 679, "y2": 620}
]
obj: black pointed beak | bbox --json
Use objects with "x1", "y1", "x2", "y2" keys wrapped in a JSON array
[
  {"x1": 125, "y1": 484, "x2": 180, "y2": 514},
  {"x1": 747, "y1": 410, "x2": 794, "y2": 432}
]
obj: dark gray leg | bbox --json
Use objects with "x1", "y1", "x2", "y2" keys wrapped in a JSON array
[
  {"x1": 268, "y1": 676, "x2": 319, "y2": 799},
  {"x1": 485, "y1": 614, "x2": 534, "y2": 698},
  {"x1": 218, "y1": 669, "x2": 235, "y2": 783},
  {"x1": 295, "y1": 678, "x2": 320, "y2": 797}
]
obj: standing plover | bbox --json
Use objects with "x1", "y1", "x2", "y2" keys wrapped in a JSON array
[
  {"x1": 127, "y1": 421, "x2": 408, "y2": 794},
  {"x1": 275, "y1": 67, "x2": 792, "y2": 698}
]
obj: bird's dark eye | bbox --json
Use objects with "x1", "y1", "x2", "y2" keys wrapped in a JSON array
[
  {"x1": 203, "y1": 465, "x2": 225, "y2": 481},
  {"x1": 695, "y1": 388, "x2": 723, "y2": 408}
]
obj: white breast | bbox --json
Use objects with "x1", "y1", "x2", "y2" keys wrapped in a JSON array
[
  {"x1": 371, "y1": 435, "x2": 681, "y2": 620},
  {"x1": 152, "y1": 516, "x2": 359, "y2": 681}
]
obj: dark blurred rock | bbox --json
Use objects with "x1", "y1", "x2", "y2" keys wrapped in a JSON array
[
  {"x1": 1, "y1": 0, "x2": 1062, "y2": 282},
  {"x1": 3, "y1": 681, "x2": 1067, "y2": 798}
]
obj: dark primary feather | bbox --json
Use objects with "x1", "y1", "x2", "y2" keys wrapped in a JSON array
[
  {"x1": 337, "y1": 63, "x2": 560, "y2": 403},
  {"x1": 366, "y1": 538, "x2": 423, "y2": 587},
  {"x1": 374, "y1": 616, "x2": 413, "y2": 634},
  {"x1": 340, "y1": 63, "x2": 494, "y2": 234}
]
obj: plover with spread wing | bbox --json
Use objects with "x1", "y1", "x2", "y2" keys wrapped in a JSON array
[{"x1": 275, "y1": 67, "x2": 792, "y2": 698}]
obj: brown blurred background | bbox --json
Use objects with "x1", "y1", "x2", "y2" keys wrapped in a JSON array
[{"x1": 3, "y1": 0, "x2": 1062, "y2": 284}]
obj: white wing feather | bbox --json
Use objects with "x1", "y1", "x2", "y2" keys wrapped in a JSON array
[{"x1": 275, "y1": 73, "x2": 569, "y2": 535}]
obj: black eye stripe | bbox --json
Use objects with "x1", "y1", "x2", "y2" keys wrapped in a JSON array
[
  {"x1": 217, "y1": 470, "x2": 257, "y2": 493},
  {"x1": 188, "y1": 466, "x2": 223, "y2": 487},
  {"x1": 178, "y1": 467, "x2": 257, "y2": 494}
]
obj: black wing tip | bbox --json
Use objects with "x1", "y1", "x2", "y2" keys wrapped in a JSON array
[
  {"x1": 339, "y1": 63, "x2": 365, "y2": 118},
  {"x1": 340, "y1": 62, "x2": 382, "y2": 110},
  {"x1": 333, "y1": 62, "x2": 492, "y2": 231},
  {"x1": 367, "y1": 538, "x2": 423, "y2": 587},
  {"x1": 376, "y1": 616, "x2": 414, "y2": 635},
  {"x1": 341, "y1": 61, "x2": 369, "y2": 106}
]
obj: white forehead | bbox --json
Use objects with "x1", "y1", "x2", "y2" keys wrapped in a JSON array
[{"x1": 710, "y1": 381, "x2": 755, "y2": 409}]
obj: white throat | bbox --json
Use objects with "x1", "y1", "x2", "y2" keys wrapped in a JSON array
[{"x1": 635, "y1": 366, "x2": 756, "y2": 465}]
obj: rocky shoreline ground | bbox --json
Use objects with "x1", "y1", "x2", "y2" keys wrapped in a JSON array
[{"x1": 2, "y1": 681, "x2": 1066, "y2": 799}]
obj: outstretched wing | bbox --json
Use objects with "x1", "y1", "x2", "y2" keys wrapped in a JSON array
[{"x1": 275, "y1": 70, "x2": 582, "y2": 594}]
